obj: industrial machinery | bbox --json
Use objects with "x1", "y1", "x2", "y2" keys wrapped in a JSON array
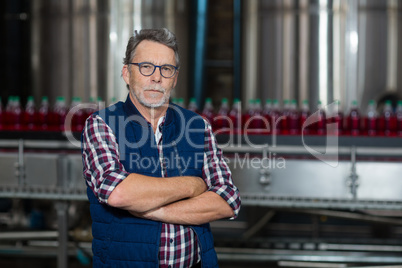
[
  {"x1": 2, "y1": 1, "x2": 402, "y2": 267},
  {"x1": 215, "y1": 133, "x2": 402, "y2": 267},
  {"x1": 1, "y1": 131, "x2": 402, "y2": 268}
]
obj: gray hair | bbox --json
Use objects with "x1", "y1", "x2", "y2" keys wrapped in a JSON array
[{"x1": 123, "y1": 28, "x2": 180, "y2": 68}]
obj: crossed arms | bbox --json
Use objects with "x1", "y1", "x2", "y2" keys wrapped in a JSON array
[
  {"x1": 108, "y1": 173, "x2": 234, "y2": 225},
  {"x1": 82, "y1": 115, "x2": 241, "y2": 226}
]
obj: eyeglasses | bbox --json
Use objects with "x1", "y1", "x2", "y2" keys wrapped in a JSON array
[{"x1": 129, "y1": 62, "x2": 178, "y2": 78}]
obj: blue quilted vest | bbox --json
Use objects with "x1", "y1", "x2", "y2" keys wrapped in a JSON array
[{"x1": 86, "y1": 95, "x2": 219, "y2": 267}]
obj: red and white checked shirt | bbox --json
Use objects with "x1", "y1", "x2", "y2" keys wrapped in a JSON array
[{"x1": 82, "y1": 112, "x2": 241, "y2": 268}]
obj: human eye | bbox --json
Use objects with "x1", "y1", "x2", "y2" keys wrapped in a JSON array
[
  {"x1": 162, "y1": 65, "x2": 174, "y2": 72},
  {"x1": 141, "y1": 63, "x2": 153, "y2": 69}
]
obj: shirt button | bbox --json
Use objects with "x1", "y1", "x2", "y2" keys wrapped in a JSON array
[{"x1": 170, "y1": 239, "x2": 173, "y2": 243}]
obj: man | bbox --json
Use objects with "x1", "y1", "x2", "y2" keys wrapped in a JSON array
[{"x1": 82, "y1": 28, "x2": 241, "y2": 268}]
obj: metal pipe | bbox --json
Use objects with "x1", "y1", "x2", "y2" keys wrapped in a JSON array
[
  {"x1": 286, "y1": 208, "x2": 402, "y2": 226},
  {"x1": 0, "y1": 231, "x2": 58, "y2": 240},
  {"x1": 190, "y1": 0, "x2": 208, "y2": 108},
  {"x1": 233, "y1": 0, "x2": 242, "y2": 100},
  {"x1": 242, "y1": 0, "x2": 258, "y2": 103}
]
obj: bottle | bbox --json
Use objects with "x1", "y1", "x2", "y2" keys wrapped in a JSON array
[
  {"x1": 364, "y1": 100, "x2": 377, "y2": 136},
  {"x1": 38, "y1": 96, "x2": 50, "y2": 131},
  {"x1": 6, "y1": 96, "x2": 22, "y2": 131},
  {"x1": 242, "y1": 99, "x2": 255, "y2": 131},
  {"x1": 347, "y1": 100, "x2": 361, "y2": 136},
  {"x1": 269, "y1": 99, "x2": 282, "y2": 134},
  {"x1": 53, "y1": 96, "x2": 68, "y2": 131},
  {"x1": 252, "y1": 98, "x2": 264, "y2": 130},
  {"x1": 315, "y1": 101, "x2": 326, "y2": 135},
  {"x1": 97, "y1": 97, "x2": 104, "y2": 111},
  {"x1": 188, "y1": 97, "x2": 199, "y2": 114},
  {"x1": 330, "y1": 100, "x2": 344, "y2": 135},
  {"x1": 14, "y1": 96, "x2": 23, "y2": 130},
  {"x1": 397, "y1": 101, "x2": 402, "y2": 137},
  {"x1": 288, "y1": 99, "x2": 300, "y2": 135},
  {"x1": 281, "y1": 99, "x2": 290, "y2": 134},
  {"x1": 229, "y1": 98, "x2": 242, "y2": 133},
  {"x1": 214, "y1": 98, "x2": 230, "y2": 132},
  {"x1": 380, "y1": 100, "x2": 397, "y2": 136},
  {"x1": 177, "y1": 98, "x2": 185, "y2": 108},
  {"x1": 23, "y1": 96, "x2": 36, "y2": 130},
  {"x1": 262, "y1": 99, "x2": 272, "y2": 134},
  {"x1": 84, "y1": 97, "x2": 97, "y2": 121},
  {"x1": 109, "y1": 97, "x2": 117, "y2": 106},
  {"x1": 5, "y1": 96, "x2": 14, "y2": 130},
  {"x1": 70, "y1": 97, "x2": 85, "y2": 132},
  {"x1": 0, "y1": 97, "x2": 3, "y2": 130},
  {"x1": 300, "y1": 100, "x2": 311, "y2": 135},
  {"x1": 201, "y1": 98, "x2": 215, "y2": 128}
]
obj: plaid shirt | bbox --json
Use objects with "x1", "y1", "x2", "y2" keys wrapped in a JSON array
[{"x1": 82, "y1": 113, "x2": 241, "y2": 268}]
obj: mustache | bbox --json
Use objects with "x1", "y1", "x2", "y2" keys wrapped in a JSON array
[{"x1": 143, "y1": 85, "x2": 166, "y2": 93}]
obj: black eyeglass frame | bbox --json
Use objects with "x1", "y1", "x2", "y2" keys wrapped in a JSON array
[{"x1": 129, "y1": 62, "x2": 179, "y2": 78}]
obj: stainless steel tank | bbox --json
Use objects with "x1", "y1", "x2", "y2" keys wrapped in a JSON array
[
  {"x1": 30, "y1": 0, "x2": 189, "y2": 105},
  {"x1": 243, "y1": 0, "x2": 402, "y2": 113}
]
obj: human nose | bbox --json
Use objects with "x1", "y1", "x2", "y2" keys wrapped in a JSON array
[{"x1": 151, "y1": 66, "x2": 162, "y2": 82}]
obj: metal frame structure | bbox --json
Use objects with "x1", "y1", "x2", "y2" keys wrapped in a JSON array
[{"x1": 1, "y1": 134, "x2": 402, "y2": 267}]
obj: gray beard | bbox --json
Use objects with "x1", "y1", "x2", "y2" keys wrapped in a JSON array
[{"x1": 131, "y1": 88, "x2": 171, "y2": 108}]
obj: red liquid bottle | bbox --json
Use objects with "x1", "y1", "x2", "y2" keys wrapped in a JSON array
[
  {"x1": 397, "y1": 100, "x2": 402, "y2": 137},
  {"x1": 6, "y1": 96, "x2": 22, "y2": 131},
  {"x1": 330, "y1": 100, "x2": 344, "y2": 135},
  {"x1": 71, "y1": 97, "x2": 85, "y2": 132},
  {"x1": 300, "y1": 100, "x2": 311, "y2": 135},
  {"x1": 269, "y1": 99, "x2": 282, "y2": 134},
  {"x1": 5, "y1": 96, "x2": 13, "y2": 130},
  {"x1": 201, "y1": 98, "x2": 215, "y2": 129},
  {"x1": 281, "y1": 99, "x2": 290, "y2": 134},
  {"x1": 252, "y1": 99, "x2": 264, "y2": 131},
  {"x1": 177, "y1": 98, "x2": 185, "y2": 108},
  {"x1": 83, "y1": 96, "x2": 98, "y2": 125},
  {"x1": 288, "y1": 99, "x2": 300, "y2": 135},
  {"x1": 229, "y1": 98, "x2": 242, "y2": 133},
  {"x1": 109, "y1": 97, "x2": 117, "y2": 107},
  {"x1": 262, "y1": 99, "x2": 272, "y2": 134},
  {"x1": 188, "y1": 97, "x2": 199, "y2": 114},
  {"x1": 23, "y1": 96, "x2": 36, "y2": 130},
  {"x1": 315, "y1": 101, "x2": 326, "y2": 135},
  {"x1": 38, "y1": 96, "x2": 50, "y2": 131},
  {"x1": 53, "y1": 96, "x2": 68, "y2": 131},
  {"x1": 242, "y1": 99, "x2": 255, "y2": 131},
  {"x1": 0, "y1": 97, "x2": 3, "y2": 130},
  {"x1": 214, "y1": 98, "x2": 230, "y2": 132},
  {"x1": 347, "y1": 100, "x2": 360, "y2": 136},
  {"x1": 364, "y1": 100, "x2": 377, "y2": 136},
  {"x1": 379, "y1": 100, "x2": 397, "y2": 136}
]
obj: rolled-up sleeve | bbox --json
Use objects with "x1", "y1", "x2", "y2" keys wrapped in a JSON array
[
  {"x1": 202, "y1": 121, "x2": 241, "y2": 219},
  {"x1": 81, "y1": 115, "x2": 129, "y2": 204}
]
